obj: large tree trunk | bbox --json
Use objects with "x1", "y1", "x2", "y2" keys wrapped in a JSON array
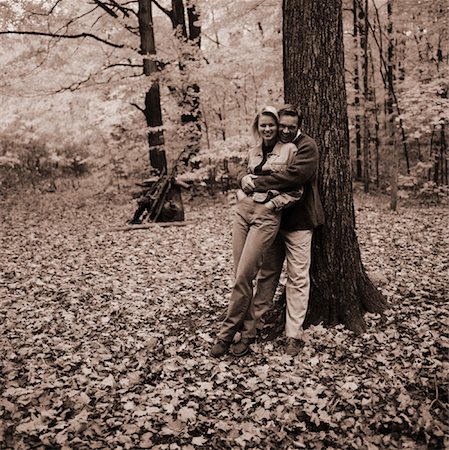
[
  {"x1": 283, "y1": 0, "x2": 386, "y2": 333},
  {"x1": 138, "y1": 0, "x2": 165, "y2": 169},
  {"x1": 133, "y1": 0, "x2": 184, "y2": 223}
]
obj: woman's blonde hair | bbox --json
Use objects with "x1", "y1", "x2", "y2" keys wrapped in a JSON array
[{"x1": 251, "y1": 106, "x2": 279, "y2": 142}]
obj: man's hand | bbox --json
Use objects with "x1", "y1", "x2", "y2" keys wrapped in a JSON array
[
  {"x1": 236, "y1": 189, "x2": 247, "y2": 201},
  {"x1": 264, "y1": 200, "x2": 276, "y2": 211},
  {"x1": 241, "y1": 174, "x2": 257, "y2": 193}
]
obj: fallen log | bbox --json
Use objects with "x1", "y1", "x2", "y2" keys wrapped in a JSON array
[{"x1": 111, "y1": 220, "x2": 193, "y2": 232}]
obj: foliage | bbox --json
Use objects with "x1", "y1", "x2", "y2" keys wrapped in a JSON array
[
  {"x1": 176, "y1": 135, "x2": 250, "y2": 191},
  {"x1": 417, "y1": 181, "x2": 449, "y2": 205},
  {"x1": 0, "y1": 1, "x2": 447, "y2": 191},
  {"x1": 394, "y1": 162, "x2": 449, "y2": 205},
  {"x1": 0, "y1": 188, "x2": 448, "y2": 449},
  {"x1": 0, "y1": 137, "x2": 89, "y2": 193},
  {"x1": 345, "y1": 0, "x2": 449, "y2": 185},
  {"x1": 0, "y1": 1, "x2": 282, "y2": 169}
]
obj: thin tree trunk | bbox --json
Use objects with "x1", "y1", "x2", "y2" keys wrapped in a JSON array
[
  {"x1": 361, "y1": 0, "x2": 370, "y2": 193},
  {"x1": 441, "y1": 123, "x2": 447, "y2": 185},
  {"x1": 390, "y1": 137, "x2": 398, "y2": 211},
  {"x1": 283, "y1": 0, "x2": 386, "y2": 333},
  {"x1": 385, "y1": 0, "x2": 410, "y2": 175},
  {"x1": 430, "y1": 126, "x2": 436, "y2": 181},
  {"x1": 353, "y1": 0, "x2": 362, "y2": 181},
  {"x1": 370, "y1": 53, "x2": 381, "y2": 188},
  {"x1": 444, "y1": 123, "x2": 448, "y2": 185}
]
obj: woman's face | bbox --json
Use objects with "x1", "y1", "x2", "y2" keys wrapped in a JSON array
[{"x1": 258, "y1": 114, "x2": 277, "y2": 144}]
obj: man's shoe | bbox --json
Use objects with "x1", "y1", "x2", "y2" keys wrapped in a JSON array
[
  {"x1": 231, "y1": 338, "x2": 254, "y2": 357},
  {"x1": 285, "y1": 338, "x2": 303, "y2": 357},
  {"x1": 210, "y1": 340, "x2": 231, "y2": 357}
]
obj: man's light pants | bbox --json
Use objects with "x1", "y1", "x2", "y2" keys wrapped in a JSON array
[{"x1": 253, "y1": 228, "x2": 313, "y2": 339}]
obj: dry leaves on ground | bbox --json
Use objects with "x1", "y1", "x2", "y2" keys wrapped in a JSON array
[{"x1": 0, "y1": 188, "x2": 448, "y2": 449}]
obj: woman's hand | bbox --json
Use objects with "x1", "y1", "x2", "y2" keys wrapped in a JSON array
[{"x1": 241, "y1": 174, "x2": 257, "y2": 193}]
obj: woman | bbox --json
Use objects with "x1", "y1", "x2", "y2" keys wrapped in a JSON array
[{"x1": 211, "y1": 106, "x2": 303, "y2": 357}]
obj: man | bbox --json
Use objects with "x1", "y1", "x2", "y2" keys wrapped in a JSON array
[{"x1": 240, "y1": 104, "x2": 324, "y2": 356}]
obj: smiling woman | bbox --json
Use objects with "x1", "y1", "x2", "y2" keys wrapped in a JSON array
[{"x1": 256, "y1": 113, "x2": 277, "y2": 145}]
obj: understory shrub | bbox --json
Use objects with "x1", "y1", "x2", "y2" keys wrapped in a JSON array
[
  {"x1": 0, "y1": 138, "x2": 90, "y2": 194},
  {"x1": 176, "y1": 138, "x2": 249, "y2": 195},
  {"x1": 397, "y1": 161, "x2": 449, "y2": 204}
]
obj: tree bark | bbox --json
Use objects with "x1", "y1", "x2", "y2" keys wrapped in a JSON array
[
  {"x1": 138, "y1": 0, "x2": 165, "y2": 163},
  {"x1": 167, "y1": 0, "x2": 202, "y2": 164},
  {"x1": 283, "y1": 0, "x2": 386, "y2": 333}
]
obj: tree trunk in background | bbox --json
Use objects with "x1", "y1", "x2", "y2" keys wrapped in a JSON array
[
  {"x1": 138, "y1": 0, "x2": 166, "y2": 173},
  {"x1": 370, "y1": 55, "x2": 381, "y2": 188},
  {"x1": 385, "y1": 0, "x2": 394, "y2": 147},
  {"x1": 390, "y1": 138, "x2": 398, "y2": 211},
  {"x1": 440, "y1": 124, "x2": 447, "y2": 184},
  {"x1": 283, "y1": 0, "x2": 386, "y2": 332},
  {"x1": 432, "y1": 123, "x2": 448, "y2": 185},
  {"x1": 171, "y1": 0, "x2": 202, "y2": 164},
  {"x1": 361, "y1": 0, "x2": 370, "y2": 193},
  {"x1": 385, "y1": 0, "x2": 410, "y2": 177},
  {"x1": 353, "y1": 0, "x2": 362, "y2": 181}
]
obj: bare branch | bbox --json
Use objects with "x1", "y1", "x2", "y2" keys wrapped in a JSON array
[
  {"x1": 92, "y1": 0, "x2": 119, "y2": 18},
  {"x1": 53, "y1": 6, "x2": 98, "y2": 35},
  {"x1": 152, "y1": 0, "x2": 173, "y2": 20},
  {"x1": 49, "y1": 0, "x2": 64, "y2": 15},
  {"x1": 88, "y1": 4, "x2": 138, "y2": 37},
  {"x1": 202, "y1": 33, "x2": 219, "y2": 46},
  {"x1": 0, "y1": 30, "x2": 124, "y2": 48},
  {"x1": 93, "y1": 0, "x2": 137, "y2": 18},
  {"x1": 52, "y1": 74, "x2": 94, "y2": 92},
  {"x1": 109, "y1": 0, "x2": 133, "y2": 17},
  {"x1": 51, "y1": 70, "x2": 143, "y2": 94},
  {"x1": 104, "y1": 62, "x2": 141, "y2": 69},
  {"x1": 131, "y1": 102, "x2": 145, "y2": 113},
  {"x1": 25, "y1": 0, "x2": 64, "y2": 16}
]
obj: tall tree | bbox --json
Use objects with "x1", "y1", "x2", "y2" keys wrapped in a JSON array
[
  {"x1": 283, "y1": 0, "x2": 386, "y2": 332},
  {"x1": 158, "y1": 0, "x2": 202, "y2": 163},
  {"x1": 138, "y1": 0, "x2": 166, "y2": 172},
  {"x1": 0, "y1": 0, "x2": 201, "y2": 172}
]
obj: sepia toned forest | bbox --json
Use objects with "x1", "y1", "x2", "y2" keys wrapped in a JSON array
[
  {"x1": 0, "y1": 1, "x2": 448, "y2": 449},
  {"x1": 0, "y1": 0, "x2": 447, "y2": 200}
]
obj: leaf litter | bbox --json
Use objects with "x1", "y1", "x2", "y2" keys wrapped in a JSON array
[{"x1": 0, "y1": 189, "x2": 448, "y2": 449}]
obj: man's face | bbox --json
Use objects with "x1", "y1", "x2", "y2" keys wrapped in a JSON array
[{"x1": 278, "y1": 114, "x2": 299, "y2": 143}]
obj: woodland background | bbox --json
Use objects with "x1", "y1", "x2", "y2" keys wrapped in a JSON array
[
  {"x1": 0, "y1": 0, "x2": 448, "y2": 200},
  {"x1": 0, "y1": 0, "x2": 448, "y2": 449}
]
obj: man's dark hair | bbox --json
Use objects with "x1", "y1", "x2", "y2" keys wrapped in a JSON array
[{"x1": 278, "y1": 104, "x2": 303, "y2": 127}]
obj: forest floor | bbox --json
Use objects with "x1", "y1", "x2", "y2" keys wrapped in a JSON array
[{"x1": 0, "y1": 181, "x2": 448, "y2": 450}]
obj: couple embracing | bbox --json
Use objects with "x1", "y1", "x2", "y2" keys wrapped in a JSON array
[{"x1": 211, "y1": 104, "x2": 324, "y2": 358}]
